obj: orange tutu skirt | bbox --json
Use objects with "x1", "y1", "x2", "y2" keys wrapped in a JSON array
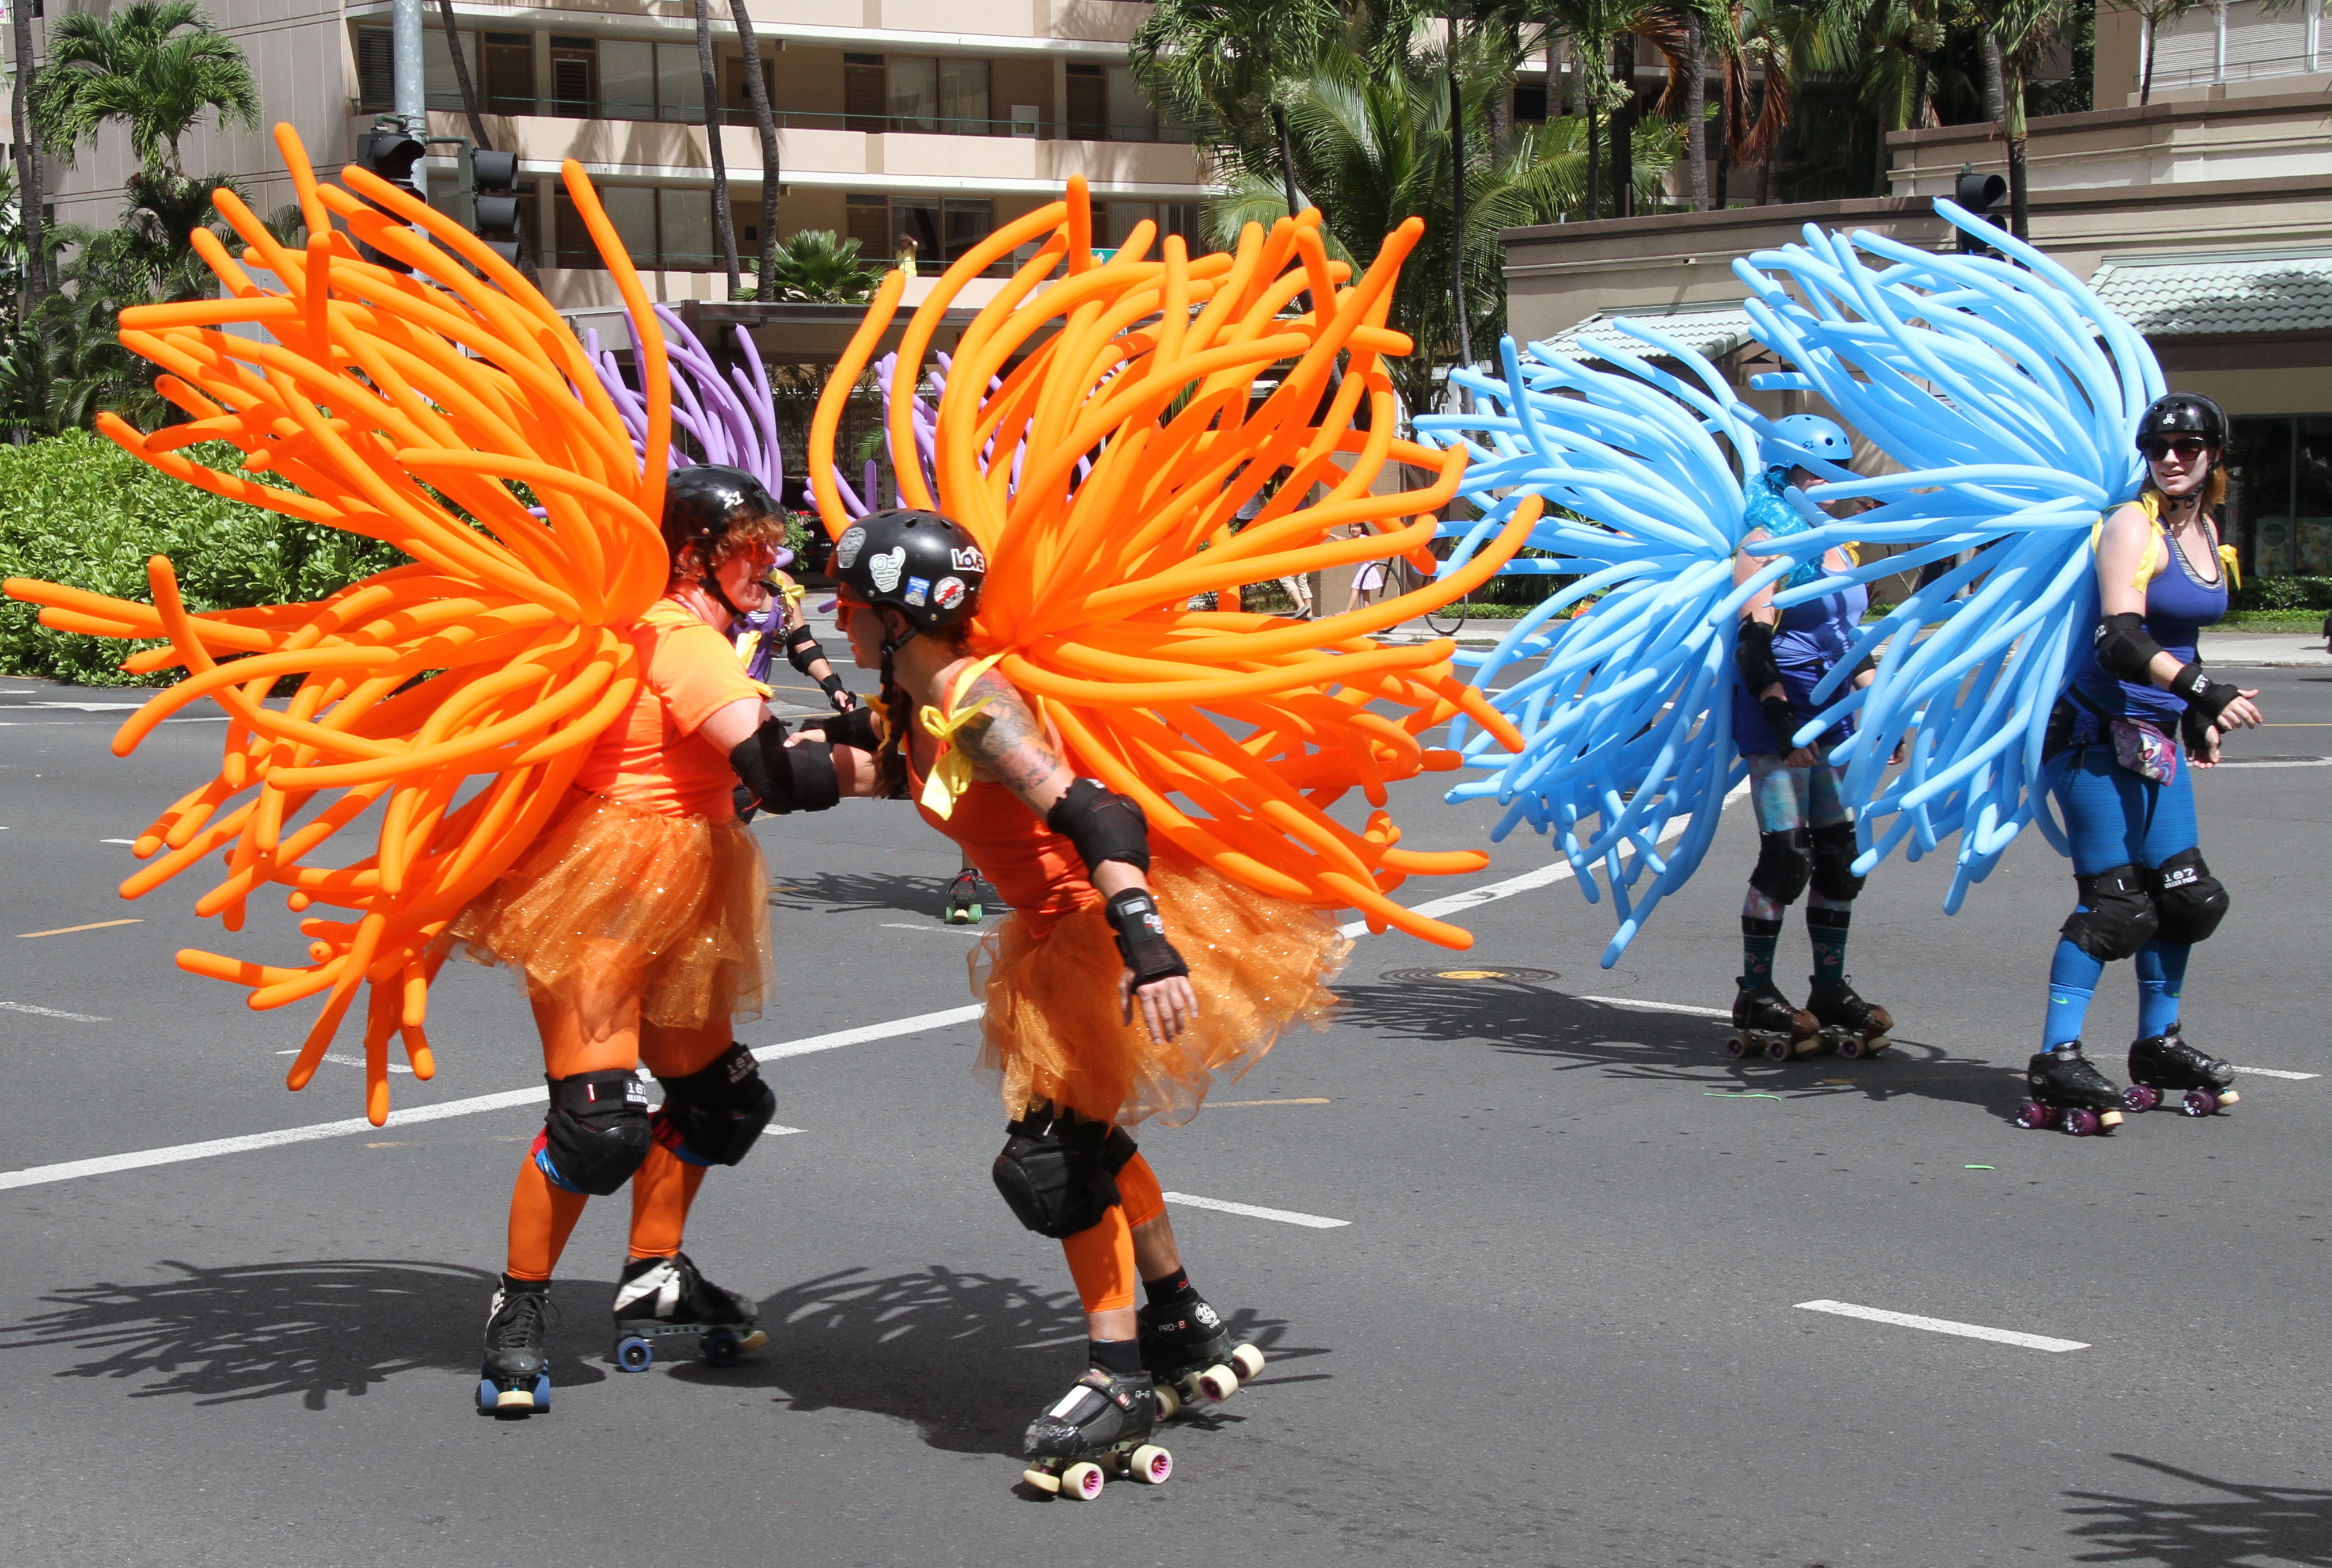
[
  {"x1": 442, "y1": 791, "x2": 773, "y2": 1027},
  {"x1": 969, "y1": 855, "x2": 1350, "y2": 1128}
]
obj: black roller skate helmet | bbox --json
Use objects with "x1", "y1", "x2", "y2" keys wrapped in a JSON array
[
  {"x1": 660, "y1": 465, "x2": 784, "y2": 616},
  {"x1": 2136, "y1": 393, "x2": 2227, "y2": 453},
  {"x1": 830, "y1": 508, "x2": 986, "y2": 648}
]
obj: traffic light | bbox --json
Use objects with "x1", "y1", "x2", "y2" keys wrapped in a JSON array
[
  {"x1": 1953, "y1": 163, "x2": 2008, "y2": 254},
  {"x1": 353, "y1": 123, "x2": 425, "y2": 272},
  {"x1": 467, "y1": 148, "x2": 524, "y2": 264}
]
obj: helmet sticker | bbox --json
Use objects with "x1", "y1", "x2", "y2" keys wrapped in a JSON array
[
  {"x1": 933, "y1": 576, "x2": 966, "y2": 609},
  {"x1": 904, "y1": 576, "x2": 931, "y2": 607},
  {"x1": 950, "y1": 545, "x2": 987, "y2": 573},
  {"x1": 834, "y1": 526, "x2": 867, "y2": 571},
  {"x1": 868, "y1": 546, "x2": 905, "y2": 594}
]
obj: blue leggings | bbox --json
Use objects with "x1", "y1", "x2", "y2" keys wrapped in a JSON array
[
  {"x1": 1741, "y1": 756, "x2": 1854, "y2": 922},
  {"x1": 2041, "y1": 745, "x2": 2198, "y2": 1051}
]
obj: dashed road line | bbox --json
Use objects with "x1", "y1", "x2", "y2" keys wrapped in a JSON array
[
  {"x1": 1578, "y1": 995, "x2": 1730, "y2": 1018},
  {"x1": 1209, "y1": 1098, "x2": 1332, "y2": 1108},
  {"x1": 16, "y1": 919, "x2": 143, "y2": 939},
  {"x1": 1164, "y1": 1192, "x2": 1350, "y2": 1229},
  {"x1": 0, "y1": 1000, "x2": 108, "y2": 1022},
  {"x1": 2235, "y1": 1064, "x2": 2320, "y2": 1081},
  {"x1": 1796, "y1": 1299, "x2": 2087, "y2": 1352}
]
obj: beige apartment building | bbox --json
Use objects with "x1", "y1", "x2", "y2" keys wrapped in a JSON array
[
  {"x1": 14, "y1": 0, "x2": 1209, "y2": 320},
  {"x1": 1503, "y1": 2, "x2": 2332, "y2": 578}
]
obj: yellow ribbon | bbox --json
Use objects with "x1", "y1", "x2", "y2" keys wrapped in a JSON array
[
  {"x1": 2090, "y1": 493, "x2": 2239, "y2": 590},
  {"x1": 915, "y1": 653, "x2": 1006, "y2": 820}
]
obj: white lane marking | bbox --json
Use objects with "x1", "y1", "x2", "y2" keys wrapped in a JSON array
[
  {"x1": 1577, "y1": 995, "x2": 1731, "y2": 1018},
  {"x1": 16, "y1": 701, "x2": 146, "y2": 711},
  {"x1": 2214, "y1": 757, "x2": 2332, "y2": 768},
  {"x1": 1795, "y1": 1299, "x2": 2088, "y2": 1352},
  {"x1": 0, "y1": 1004, "x2": 985, "y2": 1191},
  {"x1": 764, "y1": 1124, "x2": 805, "y2": 1136},
  {"x1": 2235, "y1": 1064, "x2": 2320, "y2": 1081},
  {"x1": 1164, "y1": 1192, "x2": 1350, "y2": 1229},
  {"x1": 878, "y1": 922, "x2": 985, "y2": 934},
  {"x1": 0, "y1": 1000, "x2": 108, "y2": 1022},
  {"x1": 101, "y1": 839, "x2": 135, "y2": 846},
  {"x1": 1337, "y1": 782, "x2": 1748, "y2": 939},
  {"x1": 274, "y1": 1048, "x2": 413, "y2": 1075}
]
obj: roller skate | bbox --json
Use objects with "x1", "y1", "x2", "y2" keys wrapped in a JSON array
[
  {"x1": 1138, "y1": 1287, "x2": 1268, "y2": 1418},
  {"x1": 1806, "y1": 977, "x2": 1893, "y2": 1060},
  {"x1": 1727, "y1": 979, "x2": 1820, "y2": 1061},
  {"x1": 943, "y1": 867, "x2": 985, "y2": 924},
  {"x1": 2016, "y1": 1046, "x2": 2126, "y2": 1136},
  {"x1": 477, "y1": 1275, "x2": 554, "y2": 1415},
  {"x1": 1019, "y1": 1366, "x2": 1172, "y2": 1500},
  {"x1": 609, "y1": 1251, "x2": 768, "y2": 1372},
  {"x1": 2122, "y1": 1026, "x2": 2239, "y2": 1117}
]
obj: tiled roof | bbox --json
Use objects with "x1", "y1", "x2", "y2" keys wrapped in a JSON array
[
  {"x1": 1535, "y1": 305, "x2": 1757, "y2": 362},
  {"x1": 2087, "y1": 248, "x2": 2332, "y2": 337}
]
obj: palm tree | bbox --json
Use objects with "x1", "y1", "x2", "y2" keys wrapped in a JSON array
[
  {"x1": 766, "y1": 230, "x2": 881, "y2": 303},
  {"x1": 1985, "y1": 0, "x2": 2080, "y2": 237},
  {"x1": 727, "y1": 0, "x2": 784, "y2": 299},
  {"x1": 9, "y1": 0, "x2": 46, "y2": 310},
  {"x1": 30, "y1": 2, "x2": 258, "y2": 177},
  {"x1": 693, "y1": 0, "x2": 741, "y2": 291},
  {"x1": 1211, "y1": 38, "x2": 1676, "y2": 417},
  {"x1": 1130, "y1": 0, "x2": 1346, "y2": 217},
  {"x1": 2113, "y1": 0, "x2": 2202, "y2": 104}
]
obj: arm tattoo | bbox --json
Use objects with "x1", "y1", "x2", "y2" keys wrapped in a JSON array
[{"x1": 952, "y1": 671, "x2": 1062, "y2": 794}]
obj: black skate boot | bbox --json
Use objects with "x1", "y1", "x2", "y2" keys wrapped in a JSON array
[
  {"x1": 1138, "y1": 1287, "x2": 1268, "y2": 1418},
  {"x1": 2124, "y1": 1026, "x2": 2239, "y2": 1118},
  {"x1": 944, "y1": 867, "x2": 986, "y2": 924},
  {"x1": 610, "y1": 1251, "x2": 768, "y2": 1372},
  {"x1": 1806, "y1": 976, "x2": 1894, "y2": 1060},
  {"x1": 478, "y1": 1275, "x2": 554, "y2": 1415},
  {"x1": 1728, "y1": 979, "x2": 1820, "y2": 1061},
  {"x1": 1020, "y1": 1367, "x2": 1171, "y2": 1499},
  {"x1": 2017, "y1": 1046, "x2": 2126, "y2": 1136}
]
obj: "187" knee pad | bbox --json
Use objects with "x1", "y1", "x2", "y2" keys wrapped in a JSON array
[
  {"x1": 540, "y1": 1070, "x2": 653, "y2": 1196},
  {"x1": 2148, "y1": 848, "x2": 2229, "y2": 945},
  {"x1": 991, "y1": 1109, "x2": 1138, "y2": 1239},
  {"x1": 2061, "y1": 863, "x2": 2159, "y2": 961},
  {"x1": 652, "y1": 1041, "x2": 777, "y2": 1167}
]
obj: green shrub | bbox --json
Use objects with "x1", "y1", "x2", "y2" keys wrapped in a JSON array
[
  {"x1": 2234, "y1": 574, "x2": 2332, "y2": 613},
  {"x1": 0, "y1": 431, "x2": 404, "y2": 686}
]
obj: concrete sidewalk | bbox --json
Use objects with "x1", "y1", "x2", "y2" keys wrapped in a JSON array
[{"x1": 2198, "y1": 630, "x2": 2332, "y2": 667}]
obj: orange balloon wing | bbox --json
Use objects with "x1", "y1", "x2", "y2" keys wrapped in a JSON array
[
  {"x1": 2, "y1": 124, "x2": 674, "y2": 1124},
  {"x1": 809, "y1": 183, "x2": 1530, "y2": 949}
]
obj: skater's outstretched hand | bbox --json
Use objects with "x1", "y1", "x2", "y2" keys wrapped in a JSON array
[{"x1": 1120, "y1": 969, "x2": 1199, "y2": 1042}]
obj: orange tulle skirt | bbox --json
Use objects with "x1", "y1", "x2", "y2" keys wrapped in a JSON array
[
  {"x1": 442, "y1": 790, "x2": 774, "y2": 1027},
  {"x1": 969, "y1": 854, "x2": 1350, "y2": 1128}
]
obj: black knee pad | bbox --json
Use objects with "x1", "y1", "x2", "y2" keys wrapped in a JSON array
[
  {"x1": 1749, "y1": 827, "x2": 1813, "y2": 905},
  {"x1": 2148, "y1": 848, "x2": 2228, "y2": 945},
  {"x1": 1809, "y1": 820, "x2": 1866, "y2": 902},
  {"x1": 542, "y1": 1070, "x2": 653, "y2": 1196},
  {"x1": 991, "y1": 1109, "x2": 1139, "y2": 1240},
  {"x1": 652, "y1": 1041, "x2": 775, "y2": 1167},
  {"x1": 2061, "y1": 863, "x2": 2159, "y2": 961}
]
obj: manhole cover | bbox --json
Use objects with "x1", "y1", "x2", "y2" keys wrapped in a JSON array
[{"x1": 1379, "y1": 965, "x2": 1560, "y2": 984}]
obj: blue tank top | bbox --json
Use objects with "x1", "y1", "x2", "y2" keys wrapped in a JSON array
[
  {"x1": 2069, "y1": 507, "x2": 2228, "y2": 729},
  {"x1": 1730, "y1": 472, "x2": 1870, "y2": 755}
]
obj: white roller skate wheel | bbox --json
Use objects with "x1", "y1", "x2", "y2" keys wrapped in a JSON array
[
  {"x1": 494, "y1": 1386, "x2": 535, "y2": 1413},
  {"x1": 1062, "y1": 1462, "x2": 1106, "y2": 1501},
  {"x1": 1151, "y1": 1380, "x2": 1182, "y2": 1421},
  {"x1": 1129, "y1": 1444, "x2": 1173, "y2": 1485},
  {"x1": 1230, "y1": 1343, "x2": 1267, "y2": 1381},
  {"x1": 2219, "y1": 1089, "x2": 2240, "y2": 1108},
  {"x1": 1197, "y1": 1364, "x2": 1239, "y2": 1403},
  {"x1": 2098, "y1": 1109, "x2": 2124, "y2": 1129},
  {"x1": 1022, "y1": 1467, "x2": 1062, "y2": 1495}
]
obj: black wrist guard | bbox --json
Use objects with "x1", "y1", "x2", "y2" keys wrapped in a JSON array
[
  {"x1": 729, "y1": 718, "x2": 839, "y2": 815},
  {"x1": 1105, "y1": 888, "x2": 1189, "y2": 986},
  {"x1": 819, "y1": 671, "x2": 854, "y2": 710},
  {"x1": 1047, "y1": 777, "x2": 1151, "y2": 875},
  {"x1": 1760, "y1": 694, "x2": 1799, "y2": 744},
  {"x1": 796, "y1": 705, "x2": 878, "y2": 753},
  {"x1": 782, "y1": 622, "x2": 825, "y2": 678},
  {"x1": 1735, "y1": 618, "x2": 1785, "y2": 697},
  {"x1": 2169, "y1": 660, "x2": 2239, "y2": 721},
  {"x1": 2094, "y1": 611, "x2": 2169, "y2": 686},
  {"x1": 2179, "y1": 704, "x2": 2214, "y2": 754}
]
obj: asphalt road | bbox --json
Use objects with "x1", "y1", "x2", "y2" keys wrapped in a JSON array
[{"x1": 2, "y1": 656, "x2": 2329, "y2": 1567}]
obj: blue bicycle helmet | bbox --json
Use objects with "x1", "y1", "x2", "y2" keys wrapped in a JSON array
[{"x1": 1761, "y1": 414, "x2": 1853, "y2": 473}]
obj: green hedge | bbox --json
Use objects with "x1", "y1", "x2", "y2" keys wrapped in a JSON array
[
  {"x1": 2234, "y1": 574, "x2": 2332, "y2": 613},
  {"x1": 0, "y1": 431, "x2": 404, "y2": 686}
]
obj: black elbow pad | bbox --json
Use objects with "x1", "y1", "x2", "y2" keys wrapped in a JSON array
[
  {"x1": 1736, "y1": 619, "x2": 1785, "y2": 695},
  {"x1": 731, "y1": 720, "x2": 839, "y2": 815},
  {"x1": 2094, "y1": 612, "x2": 2167, "y2": 686},
  {"x1": 1046, "y1": 778, "x2": 1151, "y2": 874},
  {"x1": 795, "y1": 706, "x2": 880, "y2": 754},
  {"x1": 781, "y1": 622, "x2": 826, "y2": 678}
]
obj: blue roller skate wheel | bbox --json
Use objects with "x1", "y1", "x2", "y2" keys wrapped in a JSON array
[
  {"x1": 530, "y1": 1372, "x2": 551, "y2": 1411},
  {"x1": 615, "y1": 1335, "x2": 653, "y2": 1372},
  {"x1": 476, "y1": 1376, "x2": 499, "y2": 1414},
  {"x1": 702, "y1": 1330, "x2": 743, "y2": 1368}
]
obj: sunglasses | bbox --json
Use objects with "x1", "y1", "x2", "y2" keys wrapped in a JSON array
[{"x1": 2143, "y1": 437, "x2": 2211, "y2": 462}]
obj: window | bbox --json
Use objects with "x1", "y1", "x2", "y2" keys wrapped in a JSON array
[
  {"x1": 888, "y1": 56, "x2": 990, "y2": 132},
  {"x1": 1513, "y1": 83, "x2": 1549, "y2": 121},
  {"x1": 844, "y1": 54, "x2": 886, "y2": 131},
  {"x1": 1066, "y1": 64, "x2": 1105, "y2": 140},
  {"x1": 657, "y1": 41, "x2": 703, "y2": 122},
  {"x1": 356, "y1": 26, "x2": 393, "y2": 110},
  {"x1": 660, "y1": 187, "x2": 716, "y2": 271},
  {"x1": 601, "y1": 39, "x2": 655, "y2": 120},
  {"x1": 556, "y1": 186, "x2": 735, "y2": 272},
  {"x1": 424, "y1": 27, "x2": 479, "y2": 109},
  {"x1": 846, "y1": 193, "x2": 892, "y2": 254},
  {"x1": 1105, "y1": 64, "x2": 1152, "y2": 140},
  {"x1": 1103, "y1": 202, "x2": 1197, "y2": 250},
  {"x1": 482, "y1": 32, "x2": 535, "y2": 116},
  {"x1": 2226, "y1": 414, "x2": 2332, "y2": 577},
  {"x1": 847, "y1": 194, "x2": 995, "y2": 268},
  {"x1": 549, "y1": 36, "x2": 596, "y2": 117}
]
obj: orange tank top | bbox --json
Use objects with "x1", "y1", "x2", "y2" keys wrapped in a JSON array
[
  {"x1": 575, "y1": 598, "x2": 769, "y2": 818},
  {"x1": 908, "y1": 720, "x2": 1094, "y2": 941}
]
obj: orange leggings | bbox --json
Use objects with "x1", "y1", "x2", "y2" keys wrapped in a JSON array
[
  {"x1": 1059, "y1": 1151, "x2": 1167, "y2": 1313},
  {"x1": 505, "y1": 987, "x2": 737, "y2": 1281}
]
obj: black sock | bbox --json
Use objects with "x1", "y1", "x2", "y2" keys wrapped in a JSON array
[
  {"x1": 1143, "y1": 1266, "x2": 1190, "y2": 1308},
  {"x1": 1089, "y1": 1337, "x2": 1142, "y2": 1377},
  {"x1": 1740, "y1": 916, "x2": 1783, "y2": 990},
  {"x1": 1808, "y1": 904, "x2": 1851, "y2": 991}
]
